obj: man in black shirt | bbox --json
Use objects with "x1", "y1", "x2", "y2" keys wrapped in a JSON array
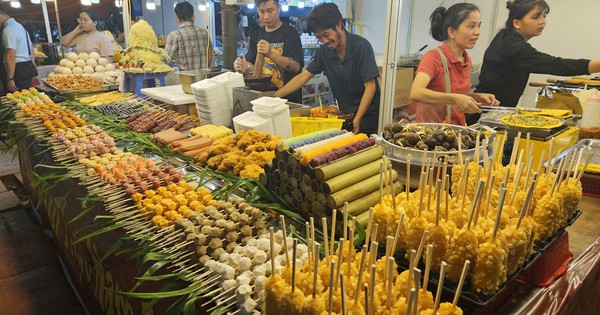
[
  {"x1": 275, "y1": 3, "x2": 380, "y2": 135},
  {"x1": 234, "y1": 0, "x2": 304, "y2": 103}
]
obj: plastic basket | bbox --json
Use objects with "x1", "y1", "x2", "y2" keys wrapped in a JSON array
[
  {"x1": 581, "y1": 172, "x2": 600, "y2": 198},
  {"x1": 290, "y1": 117, "x2": 344, "y2": 137},
  {"x1": 519, "y1": 230, "x2": 573, "y2": 287}
]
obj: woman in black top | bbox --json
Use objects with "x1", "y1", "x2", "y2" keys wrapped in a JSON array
[{"x1": 476, "y1": 0, "x2": 600, "y2": 107}]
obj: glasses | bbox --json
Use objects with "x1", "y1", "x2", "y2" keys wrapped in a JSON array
[{"x1": 77, "y1": 18, "x2": 92, "y2": 24}]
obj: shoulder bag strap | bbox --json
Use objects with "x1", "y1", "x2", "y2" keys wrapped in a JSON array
[{"x1": 436, "y1": 47, "x2": 452, "y2": 123}]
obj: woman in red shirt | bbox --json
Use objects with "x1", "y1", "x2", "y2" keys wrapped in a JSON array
[{"x1": 409, "y1": 3, "x2": 499, "y2": 126}]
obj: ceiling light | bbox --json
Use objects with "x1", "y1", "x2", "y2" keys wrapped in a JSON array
[
  {"x1": 198, "y1": 2, "x2": 206, "y2": 11},
  {"x1": 298, "y1": 1, "x2": 304, "y2": 8},
  {"x1": 247, "y1": 3, "x2": 254, "y2": 9},
  {"x1": 282, "y1": 4, "x2": 289, "y2": 12},
  {"x1": 81, "y1": 0, "x2": 91, "y2": 5},
  {"x1": 10, "y1": 1, "x2": 21, "y2": 8},
  {"x1": 31, "y1": 0, "x2": 41, "y2": 4},
  {"x1": 146, "y1": 1, "x2": 156, "y2": 10},
  {"x1": 91, "y1": 0, "x2": 99, "y2": 4}
]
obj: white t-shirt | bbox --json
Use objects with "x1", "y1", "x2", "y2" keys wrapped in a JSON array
[{"x1": 2, "y1": 18, "x2": 32, "y2": 63}]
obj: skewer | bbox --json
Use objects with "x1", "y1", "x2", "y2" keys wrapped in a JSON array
[
  {"x1": 380, "y1": 161, "x2": 385, "y2": 203},
  {"x1": 354, "y1": 245, "x2": 369, "y2": 304},
  {"x1": 406, "y1": 288, "x2": 416, "y2": 315},
  {"x1": 415, "y1": 231, "x2": 429, "y2": 265},
  {"x1": 525, "y1": 133, "x2": 531, "y2": 162},
  {"x1": 458, "y1": 134, "x2": 464, "y2": 165},
  {"x1": 420, "y1": 149, "x2": 428, "y2": 176},
  {"x1": 550, "y1": 158, "x2": 566, "y2": 196},
  {"x1": 365, "y1": 207, "x2": 374, "y2": 250},
  {"x1": 509, "y1": 160, "x2": 525, "y2": 205},
  {"x1": 340, "y1": 273, "x2": 347, "y2": 315},
  {"x1": 518, "y1": 173, "x2": 539, "y2": 227},
  {"x1": 576, "y1": 152, "x2": 593, "y2": 181},
  {"x1": 427, "y1": 166, "x2": 434, "y2": 211},
  {"x1": 572, "y1": 148, "x2": 585, "y2": 180},
  {"x1": 522, "y1": 155, "x2": 535, "y2": 191},
  {"x1": 407, "y1": 250, "x2": 416, "y2": 298},
  {"x1": 445, "y1": 174, "x2": 450, "y2": 220},
  {"x1": 387, "y1": 257, "x2": 395, "y2": 309},
  {"x1": 280, "y1": 215, "x2": 289, "y2": 265},
  {"x1": 390, "y1": 213, "x2": 405, "y2": 255},
  {"x1": 348, "y1": 224, "x2": 355, "y2": 271},
  {"x1": 322, "y1": 217, "x2": 330, "y2": 259},
  {"x1": 406, "y1": 154, "x2": 412, "y2": 201},
  {"x1": 371, "y1": 224, "x2": 379, "y2": 247},
  {"x1": 468, "y1": 180, "x2": 486, "y2": 229},
  {"x1": 482, "y1": 137, "x2": 489, "y2": 172},
  {"x1": 328, "y1": 260, "x2": 335, "y2": 315},
  {"x1": 330, "y1": 209, "x2": 337, "y2": 255},
  {"x1": 369, "y1": 241, "x2": 379, "y2": 271},
  {"x1": 270, "y1": 227, "x2": 276, "y2": 276},
  {"x1": 423, "y1": 244, "x2": 433, "y2": 292},
  {"x1": 546, "y1": 137, "x2": 555, "y2": 174},
  {"x1": 292, "y1": 239, "x2": 297, "y2": 293},
  {"x1": 310, "y1": 217, "x2": 316, "y2": 265},
  {"x1": 453, "y1": 260, "x2": 471, "y2": 307},
  {"x1": 306, "y1": 222, "x2": 311, "y2": 263},
  {"x1": 432, "y1": 262, "x2": 447, "y2": 315},
  {"x1": 418, "y1": 172, "x2": 426, "y2": 216},
  {"x1": 493, "y1": 188, "x2": 508, "y2": 239},
  {"x1": 390, "y1": 164, "x2": 397, "y2": 211},
  {"x1": 364, "y1": 283, "x2": 370, "y2": 315},
  {"x1": 413, "y1": 267, "x2": 421, "y2": 315},
  {"x1": 335, "y1": 238, "x2": 345, "y2": 290},
  {"x1": 435, "y1": 179, "x2": 442, "y2": 226},
  {"x1": 475, "y1": 131, "x2": 481, "y2": 166},
  {"x1": 369, "y1": 264, "x2": 376, "y2": 314},
  {"x1": 483, "y1": 174, "x2": 496, "y2": 219},
  {"x1": 313, "y1": 244, "x2": 320, "y2": 298},
  {"x1": 509, "y1": 132, "x2": 521, "y2": 166},
  {"x1": 441, "y1": 156, "x2": 448, "y2": 194},
  {"x1": 343, "y1": 202, "x2": 349, "y2": 241},
  {"x1": 460, "y1": 165, "x2": 471, "y2": 210}
]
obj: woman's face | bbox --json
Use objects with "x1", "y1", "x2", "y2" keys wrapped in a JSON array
[
  {"x1": 514, "y1": 6, "x2": 548, "y2": 39},
  {"x1": 78, "y1": 12, "x2": 96, "y2": 33},
  {"x1": 449, "y1": 11, "x2": 481, "y2": 50}
]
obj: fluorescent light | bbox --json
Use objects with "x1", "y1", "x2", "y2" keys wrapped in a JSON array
[
  {"x1": 10, "y1": 1, "x2": 20, "y2": 8},
  {"x1": 146, "y1": 2, "x2": 156, "y2": 10},
  {"x1": 91, "y1": 0, "x2": 99, "y2": 4},
  {"x1": 247, "y1": 3, "x2": 254, "y2": 9},
  {"x1": 81, "y1": 0, "x2": 91, "y2": 5},
  {"x1": 282, "y1": 4, "x2": 289, "y2": 11},
  {"x1": 31, "y1": 0, "x2": 41, "y2": 4},
  {"x1": 198, "y1": 2, "x2": 206, "y2": 11},
  {"x1": 298, "y1": 1, "x2": 305, "y2": 8},
  {"x1": 115, "y1": 0, "x2": 122, "y2": 7}
]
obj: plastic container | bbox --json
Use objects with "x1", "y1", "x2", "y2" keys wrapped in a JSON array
[
  {"x1": 580, "y1": 92, "x2": 600, "y2": 127},
  {"x1": 581, "y1": 173, "x2": 600, "y2": 197},
  {"x1": 519, "y1": 230, "x2": 573, "y2": 287},
  {"x1": 232, "y1": 111, "x2": 274, "y2": 134},
  {"x1": 251, "y1": 97, "x2": 292, "y2": 139}
]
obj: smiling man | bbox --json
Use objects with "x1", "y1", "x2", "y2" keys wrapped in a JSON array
[
  {"x1": 234, "y1": 0, "x2": 304, "y2": 103},
  {"x1": 275, "y1": 3, "x2": 380, "y2": 135}
]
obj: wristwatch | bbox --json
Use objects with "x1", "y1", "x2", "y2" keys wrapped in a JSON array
[{"x1": 7, "y1": 77, "x2": 14, "y2": 81}]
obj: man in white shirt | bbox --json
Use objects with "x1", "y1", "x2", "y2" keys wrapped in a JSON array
[{"x1": 0, "y1": 9, "x2": 36, "y2": 92}]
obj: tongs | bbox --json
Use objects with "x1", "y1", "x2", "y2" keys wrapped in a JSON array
[{"x1": 479, "y1": 106, "x2": 541, "y2": 112}]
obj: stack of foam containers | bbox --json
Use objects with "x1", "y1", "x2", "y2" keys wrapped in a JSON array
[{"x1": 250, "y1": 96, "x2": 292, "y2": 139}]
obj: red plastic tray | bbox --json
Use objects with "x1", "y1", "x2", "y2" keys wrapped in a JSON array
[{"x1": 519, "y1": 230, "x2": 573, "y2": 287}]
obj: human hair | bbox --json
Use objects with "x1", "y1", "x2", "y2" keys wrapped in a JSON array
[
  {"x1": 254, "y1": 0, "x2": 279, "y2": 8},
  {"x1": 174, "y1": 1, "x2": 194, "y2": 22},
  {"x1": 430, "y1": 3, "x2": 480, "y2": 41},
  {"x1": 81, "y1": 9, "x2": 100, "y2": 23},
  {"x1": 307, "y1": 3, "x2": 344, "y2": 33},
  {"x1": 505, "y1": 0, "x2": 550, "y2": 29}
]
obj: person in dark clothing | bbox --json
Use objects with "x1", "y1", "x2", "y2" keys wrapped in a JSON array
[
  {"x1": 234, "y1": 0, "x2": 304, "y2": 103},
  {"x1": 275, "y1": 3, "x2": 380, "y2": 135},
  {"x1": 476, "y1": 0, "x2": 600, "y2": 108}
]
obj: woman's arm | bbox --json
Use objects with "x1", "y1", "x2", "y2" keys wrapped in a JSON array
[
  {"x1": 60, "y1": 26, "x2": 83, "y2": 47},
  {"x1": 410, "y1": 72, "x2": 481, "y2": 114}
]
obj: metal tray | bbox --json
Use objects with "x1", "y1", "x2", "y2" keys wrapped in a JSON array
[
  {"x1": 545, "y1": 138, "x2": 600, "y2": 168},
  {"x1": 378, "y1": 123, "x2": 496, "y2": 165},
  {"x1": 43, "y1": 79, "x2": 118, "y2": 96},
  {"x1": 478, "y1": 111, "x2": 570, "y2": 141}
]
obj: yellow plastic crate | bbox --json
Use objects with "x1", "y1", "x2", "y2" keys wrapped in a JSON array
[{"x1": 290, "y1": 117, "x2": 344, "y2": 137}]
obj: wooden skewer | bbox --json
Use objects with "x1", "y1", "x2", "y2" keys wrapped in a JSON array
[
  {"x1": 365, "y1": 207, "x2": 374, "y2": 250},
  {"x1": 407, "y1": 249, "x2": 416, "y2": 298},
  {"x1": 432, "y1": 262, "x2": 447, "y2": 314},
  {"x1": 423, "y1": 244, "x2": 433, "y2": 292},
  {"x1": 483, "y1": 174, "x2": 496, "y2": 219},
  {"x1": 387, "y1": 257, "x2": 395, "y2": 309},
  {"x1": 343, "y1": 203, "x2": 349, "y2": 241},
  {"x1": 390, "y1": 164, "x2": 397, "y2": 212},
  {"x1": 493, "y1": 188, "x2": 508, "y2": 239},
  {"x1": 369, "y1": 241, "x2": 379, "y2": 271},
  {"x1": 509, "y1": 161, "x2": 525, "y2": 205},
  {"x1": 322, "y1": 217, "x2": 330, "y2": 259},
  {"x1": 435, "y1": 178, "x2": 442, "y2": 226},
  {"x1": 458, "y1": 133, "x2": 464, "y2": 165},
  {"x1": 406, "y1": 154, "x2": 412, "y2": 201},
  {"x1": 364, "y1": 283, "x2": 370, "y2": 315},
  {"x1": 518, "y1": 173, "x2": 539, "y2": 228},
  {"x1": 413, "y1": 267, "x2": 421, "y2": 315},
  {"x1": 406, "y1": 288, "x2": 416, "y2": 315},
  {"x1": 441, "y1": 156, "x2": 448, "y2": 194},
  {"x1": 280, "y1": 215, "x2": 289, "y2": 265},
  {"x1": 370, "y1": 264, "x2": 376, "y2": 314},
  {"x1": 576, "y1": 152, "x2": 593, "y2": 181},
  {"x1": 427, "y1": 166, "x2": 434, "y2": 211},
  {"x1": 313, "y1": 243, "x2": 320, "y2": 298},
  {"x1": 348, "y1": 221, "x2": 356, "y2": 266},
  {"x1": 418, "y1": 172, "x2": 426, "y2": 216},
  {"x1": 328, "y1": 260, "x2": 335, "y2": 315},
  {"x1": 340, "y1": 273, "x2": 347, "y2": 315},
  {"x1": 330, "y1": 209, "x2": 337, "y2": 258},
  {"x1": 475, "y1": 131, "x2": 481, "y2": 166},
  {"x1": 354, "y1": 245, "x2": 369, "y2": 304},
  {"x1": 445, "y1": 174, "x2": 450, "y2": 221},
  {"x1": 270, "y1": 227, "x2": 276, "y2": 276},
  {"x1": 546, "y1": 137, "x2": 555, "y2": 174},
  {"x1": 509, "y1": 132, "x2": 522, "y2": 166},
  {"x1": 572, "y1": 148, "x2": 584, "y2": 180},
  {"x1": 390, "y1": 213, "x2": 405, "y2": 255},
  {"x1": 566, "y1": 150, "x2": 578, "y2": 183},
  {"x1": 525, "y1": 133, "x2": 531, "y2": 162},
  {"x1": 460, "y1": 167, "x2": 471, "y2": 211},
  {"x1": 415, "y1": 231, "x2": 429, "y2": 265},
  {"x1": 306, "y1": 222, "x2": 312, "y2": 264},
  {"x1": 292, "y1": 238, "x2": 297, "y2": 293},
  {"x1": 550, "y1": 158, "x2": 566, "y2": 196},
  {"x1": 482, "y1": 137, "x2": 489, "y2": 172},
  {"x1": 468, "y1": 180, "x2": 486, "y2": 230},
  {"x1": 371, "y1": 224, "x2": 379, "y2": 248},
  {"x1": 335, "y1": 238, "x2": 344, "y2": 290},
  {"x1": 310, "y1": 217, "x2": 316, "y2": 262},
  {"x1": 522, "y1": 155, "x2": 535, "y2": 191},
  {"x1": 380, "y1": 161, "x2": 385, "y2": 203},
  {"x1": 420, "y1": 149, "x2": 428, "y2": 176},
  {"x1": 453, "y1": 260, "x2": 471, "y2": 307}
]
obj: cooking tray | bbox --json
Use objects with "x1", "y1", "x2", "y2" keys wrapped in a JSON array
[
  {"x1": 478, "y1": 111, "x2": 569, "y2": 141},
  {"x1": 43, "y1": 79, "x2": 118, "y2": 96}
]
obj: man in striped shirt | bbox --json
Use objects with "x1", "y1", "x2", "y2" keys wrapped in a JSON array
[{"x1": 166, "y1": 1, "x2": 213, "y2": 72}]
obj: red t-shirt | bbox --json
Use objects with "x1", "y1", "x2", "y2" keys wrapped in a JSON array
[{"x1": 410, "y1": 42, "x2": 472, "y2": 126}]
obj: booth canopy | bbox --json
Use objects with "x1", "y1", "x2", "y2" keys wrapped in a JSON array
[{"x1": 1, "y1": 1, "x2": 117, "y2": 24}]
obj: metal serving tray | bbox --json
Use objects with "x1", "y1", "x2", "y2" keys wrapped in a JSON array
[{"x1": 43, "y1": 79, "x2": 118, "y2": 96}]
